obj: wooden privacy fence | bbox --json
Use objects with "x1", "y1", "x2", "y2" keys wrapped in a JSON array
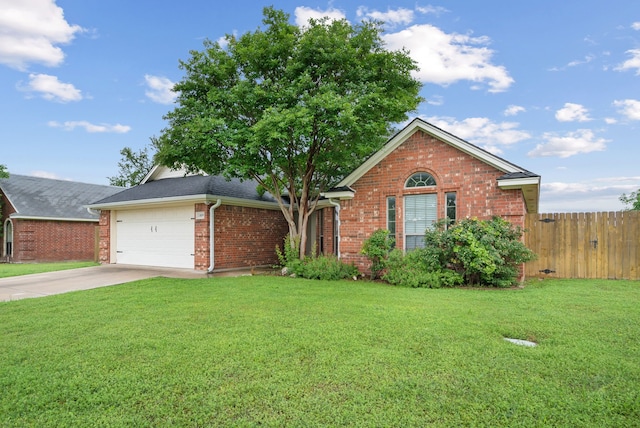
[{"x1": 524, "y1": 211, "x2": 640, "y2": 280}]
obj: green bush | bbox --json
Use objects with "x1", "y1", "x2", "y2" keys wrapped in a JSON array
[
  {"x1": 361, "y1": 229, "x2": 395, "y2": 279},
  {"x1": 424, "y1": 216, "x2": 536, "y2": 287},
  {"x1": 295, "y1": 255, "x2": 359, "y2": 281},
  {"x1": 382, "y1": 249, "x2": 463, "y2": 288},
  {"x1": 277, "y1": 235, "x2": 358, "y2": 280}
]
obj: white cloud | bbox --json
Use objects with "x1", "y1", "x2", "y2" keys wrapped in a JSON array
[
  {"x1": 605, "y1": 117, "x2": 618, "y2": 124},
  {"x1": 0, "y1": 0, "x2": 85, "y2": 70},
  {"x1": 567, "y1": 54, "x2": 595, "y2": 67},
  {"x1": 30, "y1": 170, "x2": 71, "y2": 180},
  {"x1": 613, "y1": 99, "x2": 640, "y2": 120},
  {"x1": 425, "y1": 116, "x2": 531, "y2": 154},
  {"x1": 528, "y1": 129, "x2": 608, "y2": 158},
  {"x1": 632, "y1": 22, "x2": 640, "y2": 31},
  {"x1": 144, "y1": 74, "x2": 176, "y2": 104},
  {"x1": 504, "y1": 105, "x2": 525, "y2": 116},
  {"x1": 539, "y1": 178, "x2": 640, "y2": 212},
  {"x1": 384, "y1": 24, "x2": 513, "y2": 92},
  {"x1": 356, "y1": 7, "x2": 414, "y2": 26},
  {"x1": 19, "y1": 73, "x2": 82, "y2": 102},
  {"x1": 555, "y1": 103, "x2": 592, "y2": 122},
  {"x1": 48, "y1": 120, "x2": 131, "y2": 133},
  {"x1": 615, "y1": 49, "x2": 640, "y2": 75},
  {"x1": 416, "y1": 6, "x2": 448, "y2": 16},
  {"x1": 294, "y1": 7, "x2": 345, "y2": 27}
]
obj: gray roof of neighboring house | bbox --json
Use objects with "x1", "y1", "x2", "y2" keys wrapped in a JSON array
[
  {"x1": 0, "y1": 174, "x2": 123, "y2": 221},
  {"x1": 90, "y1": 175, "x2": 278, "y2": 205}
]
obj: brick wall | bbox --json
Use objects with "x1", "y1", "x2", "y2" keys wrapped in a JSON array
[
  {"x1": 335, "y1": 129, "x2": 527, "y2": 271},
  {"x1": 98, "y1": 210, "x2": 111, "y2": 264},
  {"x1": 204, "y1": 204, "x2": 289, "y2": 270},
  {"x1": 10, "y1": 219, "x2": 97, "y2": 263}
]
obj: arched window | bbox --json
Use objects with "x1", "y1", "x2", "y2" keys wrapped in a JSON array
[{"x1": 405, "y1": 172, "x2": 436, "y2": 188}]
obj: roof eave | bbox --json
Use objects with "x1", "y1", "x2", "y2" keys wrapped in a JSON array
[
  {"x1": 86, "y1": 194, "x2": 284, "y2": 211},
  {"x1": 498, "y1": 176, "x2": 540, "y2": 214},
  {"x1": 9, "y1": 214, "x2": 99, "y2": 222}
]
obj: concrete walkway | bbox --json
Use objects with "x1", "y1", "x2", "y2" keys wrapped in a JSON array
[{"x1": 0, "y1": 264, "x2": 208, "y2": 302}]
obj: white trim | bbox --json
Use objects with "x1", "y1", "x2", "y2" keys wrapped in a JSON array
[
  {"x1": 337, "y1": 119, "x2": 526, "y2": 188},
  {"x1": 87, "y1": 194, "x2": 284, "y2": 211},
  {"x1": 320, "y1": 190, "x2": 355, "y2": 200},
  {"x1": 497, "y1": 177, "x2": 540, "y2": 189},
  {"x1": 9, "y1": 215, "x2": 98, "y2": 222}
]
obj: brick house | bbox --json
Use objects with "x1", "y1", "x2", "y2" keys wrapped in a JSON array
[
  {"x1": 88, "y1": 118, "x2": 540, "y2": 273},
  {"x1": 0, "y1": 175, "x2": 122, "y2": 263}
]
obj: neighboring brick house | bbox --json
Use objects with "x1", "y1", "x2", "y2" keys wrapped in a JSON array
[
  {"x1": 0, "y1": 175, "x2": 122, "y2": 263},
  {"x1": 88, "y1": 118, "x2": 540, "y2": 273}
]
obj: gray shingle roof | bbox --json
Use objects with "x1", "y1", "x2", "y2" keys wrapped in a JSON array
[
  {"x1": 90, "y1": 175, "x2": 278, "y2": 205},
  {"x1": 0, "y1": 174, "x2": 123, "y2": 221}
]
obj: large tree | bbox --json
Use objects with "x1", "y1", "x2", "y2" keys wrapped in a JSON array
[
  {"x1": 108, "y1": 143, "x2": 155, "y2": 187},
  {"x1": 155, "y1": 7, "x2": 422, "y2": 257},
  {"x1": 0, "y1": 164, "x2": 7, "y2": 179}
]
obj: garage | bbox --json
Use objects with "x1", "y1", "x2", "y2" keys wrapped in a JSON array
[{"x1": 115, "y1": 205, "x2": 195, "y2": 269}]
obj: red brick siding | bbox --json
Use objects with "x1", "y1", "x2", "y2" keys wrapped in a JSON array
[
  {"x1": 9, "y1": 219, "x2": 97, "y2": 263},
  {"x1": 207, "y1": 204, "x2": 289, "y2": 270},
  {"x1": 334, "y1": 130, "x2": 527, "y2": 271},
  {"x1": 98, "y1": 210, "x2": 111, "y2": 264}
]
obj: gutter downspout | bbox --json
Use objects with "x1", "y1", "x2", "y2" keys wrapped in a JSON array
[
  {"x1": 328, "y1": 199, "x2": 341, "y2": 258},
  {"x1": 87, "y1": 207, "x2": 100, "y2": 216},
  {"x1": 207, "y1": 199, "x2": 222, "y2": 273}
]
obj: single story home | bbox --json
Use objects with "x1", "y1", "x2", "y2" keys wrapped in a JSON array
[
  {"x1": 1, "y1": 174, "x2": 122, "y2": 263},
  {"x1": 88, "y1": 118, "x2": 540, "y2": 273}
]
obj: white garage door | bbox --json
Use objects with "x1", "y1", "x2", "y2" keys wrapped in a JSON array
[{"x1": 115, "y1": 206, "x2": 195, "y2": 269}]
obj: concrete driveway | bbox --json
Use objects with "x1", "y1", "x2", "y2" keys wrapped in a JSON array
[{"x1": 0, "y1": 264, "x2": 206, "y2": 302}]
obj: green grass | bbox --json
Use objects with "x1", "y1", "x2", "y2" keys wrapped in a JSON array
[
  {"x1": 0, "y1": 261, "x2": 98, "y2": 278},
  {"x1": 1, "y1": 277, "x2": 638, "y2": 427}
]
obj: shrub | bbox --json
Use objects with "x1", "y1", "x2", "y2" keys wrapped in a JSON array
[
  {"x1": 277, "y1": 235, "x2": 358, "y2": 281},
  {"x1": 424, "y1": 216, "x2": 536, "y2": 287},
  {"x1": 382, "y1": 249, "x2": 463, "y2": 288},
  {"x1": 361, "y1": 229, "x2": 395, "y2": 279},
  {"x1": 295, "y1": 255, "x2": 359, "y2": 281}
]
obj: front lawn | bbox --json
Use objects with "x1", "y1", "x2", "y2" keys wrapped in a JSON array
[
  {"x1": 0, "y1": 261, "x2": 97, "y2": 278},
  {"x1": 1, "y1": 277, "x2": 638, "y2": 427}
]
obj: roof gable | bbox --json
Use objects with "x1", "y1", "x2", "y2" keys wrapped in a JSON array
[
  {"x1": 338, "y1": 118, "x2": 536, "y2": 187},
  {"x1": 330, "y1": 118, "x2": 540, "y2": 213},
  {"x1": 0, "y1": 174, "x2": 122, "y2": 221}
]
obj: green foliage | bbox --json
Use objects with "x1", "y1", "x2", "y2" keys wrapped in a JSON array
[
  {"x1": 275, "y1": 234, "x2": 302, "y2": 269},
  {"x1": 382, "y1": 217, "x2": 535, "y2": 288},
  {"x1": 424, "y1": 217, "x2": 537, "y2": 287},
  {"x1": 277, "y1": 235, "x2": 357, "y2": 280},
  {"x1": 360, "y1": 229, "x2": 394, "y2": 279},
  {"x1": 108, "y1": 143, "x2": 155, "y2": 188},
  {"x1": 294, "y1": 255, "x2": 359, "y2": 281},
  {"x1": 383, "y1": 249, "x2": 463, "y2": 288},
  {"x1": 155, "y1": 6, "x2": 422, "y2": 258},
  {"x1": 619, "y1": 188, "x2": 640, "y2": 211}
]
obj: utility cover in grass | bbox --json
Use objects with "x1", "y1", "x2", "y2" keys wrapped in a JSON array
[{"x1": 504, "y1": 338, "x2": 537, "y2": 347}]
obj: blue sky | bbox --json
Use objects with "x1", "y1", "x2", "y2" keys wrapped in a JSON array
[{"x1": 1, "y1": 0, "x2": 639, "y2": 212}]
